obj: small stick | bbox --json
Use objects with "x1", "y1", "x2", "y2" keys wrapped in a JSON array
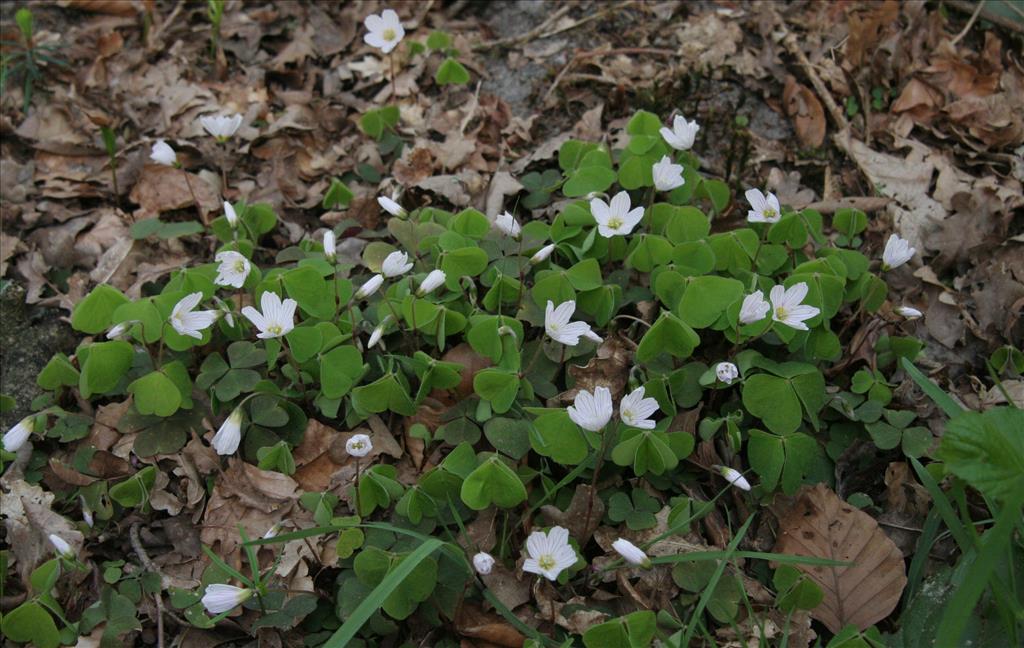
[
  {"x1": 130, "y1": 523, "x2": 166, "y2": 648},
  {"x1": 181, "y1": 169, "x2": 209, "y2": 226}
]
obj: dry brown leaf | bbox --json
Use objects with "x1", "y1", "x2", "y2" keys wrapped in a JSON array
[
  {"x1": 454, "y1": 603, "x2": 525, "y2": 647},
  {"x1": 129, "y1": 165, "x2": 220, "y2": 218},
  {"x1": 563, "y1": 335, "x2": 633, "y2": 405},
  {"x1": 773, "y1": 483, "x2": 907, "y2": 633},
  {"x1": 0, "y1": 478, "x2": 85, "y2": 584},
  {"x1": 783, "y1": 76, "x2": 826, "y2": 148}
]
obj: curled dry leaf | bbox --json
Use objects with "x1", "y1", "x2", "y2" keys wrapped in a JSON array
[
  {"x1": 454, "y1": 602, "x2": 525, "y2": 648},
  {"x1": 773, "y1": 483, "x2": 907, "y2": 633},
  {"x1": 563, "y1": 334, "x2": 633, "y2": 405},
  {"x1": 1, "y1": 478, "x2": 85, "y2": 584},
  {"x1": 783, "y1": 75, "x2": 826, "y2": 148}
]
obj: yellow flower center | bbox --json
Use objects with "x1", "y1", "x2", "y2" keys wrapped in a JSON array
[
  {"x1": 538, "y1": 554, "x2": 556, "y2": 571},
  {"x1": 607, "y1": 217, "x2": 623, "y2": 230},
  {"x1": 622, "y1": 408, "x2": 634, "y2": 421},
  {"x1": 383, "y1": 28, "x2": 396, "y2": 41},
  {"x1": 268, "y1": 324, "x2": 282, "y2": 335},
  {"x1": 233, "y1": 260, "x2": 246, "y2": 273},
  {"x1": 763, "y1": 208, "x2": 777, "y2": 219},
  {"x1": 775, "y1": 306, "x2": 787, "y2": 320}
]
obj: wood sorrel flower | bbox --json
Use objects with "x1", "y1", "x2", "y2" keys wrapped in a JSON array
[
  {"x1": 719, "y1": 466, "x2": 751, "y2": 491},
  {"x1": 523, "y1": 526, "x2": 577, "y2": 581},
  {"x1": 473, "y1": 551, "x2": 495, "y2": 575},
  {"x1": 346, "y1": 433, "x2": 373, "y2": 457},
  {"x1": 745, "y1": 188, "x2": 782, "y2": 223},
  {"x1": 106, "y1": 319, "x2": 139, "y2": 340},
  {"x1": 355, "y1": 274, "x2": 384, "y2": 299},
  {"x1": 367, "y1": 320, "x2": 387, "y2": 348},
  {"x1": 651, "y1": 155, "x2": 685, "y2": 192},
  {"x1": 417, "y1": 269, "x2": 446, "y2": 296},
  {"x1": 211, "y1": 408, "x2": 243, "y2": 455},
  {"x1": 378, "y1": 196, "x2": 406, "y2": 217},
  {"x1": 612, "y1": 538, "x2": 651, "y2": 568},
  {"x1": 202, "y1": 583, "x2": 252, "y2": 615},
  {"x1": 241, "y1": 291, "x2": 297, "y2": 339},
  {"x1": 200, "y1": 113, "x2": 243, "y2": 141},
  {"x1": 170, "y1": 292, "x2": 218, "y2": 339},
  {"x1": 659, "y1": 114, "x2": 700, "y2": 150},
  {"x1": 150, "y1": 139, "x2": 177, "y2": 166},
  {"x1": 3, "y1": 416, "x2": 34, "y2": 452},
  {"x1": 214, "y1": 251, "x2": 251, "y2": 289},
  {"x1": 224, "y1": 201, "x2": 239, "y2": 228},
  {"x1": 769, "y1": 282, "x2": 820, "y2": 331},
  {"x1": 896, "y1": 305, "x2": 922, "y2": 319},
  {"x1": 882, "y1": 234, "x2": 915, "y2": 270},
  {"x1": 545, "y1": 300, "x2": 599, "y2": 346},
  {"x1": 494, "y1": 211, "x2": 521, "y2": 238},
  {"x1": 324, "y1": 230, "x2": 336, "y2": 262},
  {"x1": 619, "y1": 386, "x2": 659, "y2": 430},
  {"x1": 568, "y1": 386, "x2": 614, "y2": 432},
  {"x1": 715, "y1": 362, "x2": 739, "y2": 384},
  {"x1": 49, "y1": 534, "x2": 74, "y2": 558},
  {"x1": 530, "y1": 243, "x2": 556, "y2": 265},
  {"x1": 591, "y1": 191, "x2": 644, "y2": 238},
  {"x1": 363, "y1": 9, "x2": 405, "y2": 54},
  {"x1": 381, "y1": 250, "x2": 414, "y2": 278},
  {"x1": 739, "y1": 290, "x2": 771, "y2": 324}
]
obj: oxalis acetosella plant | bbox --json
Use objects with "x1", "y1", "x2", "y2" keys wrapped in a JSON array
[{"x1": 2, "y1": 6, "x2": 945, "y2": 646}]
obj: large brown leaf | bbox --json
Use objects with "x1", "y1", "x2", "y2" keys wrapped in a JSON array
[{"x1": 773, "y1": 483, "x2": 907, "y2": 633}]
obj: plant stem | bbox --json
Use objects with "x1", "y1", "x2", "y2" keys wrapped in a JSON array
[
  {"x1": 181, "y1": 168, "x2": 208, "y2": 226},
  {"x1": 582, "y1": 424, "x2": 612, "y2": 539},
  {"x1": 389, "y1": 51, "x2": 397, "y2": 100},
  {"x1": 353, "y1": 458, "x2": 362, "y2": 518}
]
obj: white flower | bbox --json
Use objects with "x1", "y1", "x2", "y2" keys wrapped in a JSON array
[
  {"x1": 381, "y1": 251, "x2": 414, "y2": 278},
  {"x1": 659, "y1": 114, "x2": 700, "y2": 150},
  {"x1": 745, "y1": 188, "x2": 782, "y2": 223},
  {"x1": 201, "y1": 583, "x2": 252, "y2": 615},
  {"x1": 355, "y1": 274, "x2": 384, "y2": 299},
  {"x1": 652, "y1": 155, "x2": 685, "y2": 192},
  {"x1": 619, "y1": 386, "x2": 659, "y2": 430},
  {"x1": 346, "y1": 433, "x2": 373, "y2": 458},
  {"x1": 106, "y1": 320, "x2": 139, "y2": 340},
  {"x1": 150, "y1": 139, "x2": 177, "y2": 166},
  {"x1": 3, "y1": 417, "x2": 34, "y2": 452},
  {"x1": 224, "y1": 201, "x2": 239, "y2": 228},
  {"x1": 530, "y1": 243, "x2": 556, "y2": 265},
  {"x1": 241, "y1": 291, "x2": 297, "y2": 339},
  {"x1": 715, "y1": 362, "x2": 739, "y2": 385},
  {"x1": 367, "y1": 322, "x2": 386, "y2": 349},
  {"x1": 591, "y1": 191, "x2": 644, "y2": 238},
  {"x1": 523, "y1": 526, "x2": 577, "y2": 581},
  {"x1": 739, "y1": 290, "x2": 771, "y2": 325},
  {"x1": 82, "y1": 500, "x2": 94, "y2": 528},
  {"x1": 897, "y1": 305, "x2": 923, "y2": 319},
  {"x1": 170, "y1": 292, "x2": 218, "y2": 339},
  {"x1": 324, "y1": 231, "x2": 336, "y2": 262},
  {"x1": 378, "y1": 196, "x2": 406, "y2": 217},
  {"x1": 211, "y1": 408, "x2": 244, "y2": 455},
  {"x1": 720, "y1": 466, "x2": 751, "y2": 491},
  {"x1": 612, "y1": 538, "x2": 651, "y2": 568},
  {"x1": 417, "y1": 269, "x2": 446, "y2": 296},
  {"x1": 263, "y1": 522, "x2": 283, "y2": 539},
  {"x1": 200, "y1": 113, "x2": 243, "y2": 141},
  {"x1": 545, "y1": 300, "x2": 596, "y2": 347},
  {"x1": 473, "y1": 552, "x2": 495, "y2": 575},
  {"x1": 568, "y1": 386, "x2": 614, "y2": 432},
  {"x1": 882, "y1": 234, "x2": 915, "y2": 270},
  {"x1": 769, "y1": 282, "x2": 820, "y2": 331},
  {"x1": 49, "y1": 534, "x2": 73, "y2": 558},
  {"x1": 214, "y1": 251, "x2": 251, "y2": 289},
  {"x1": 582, "y1": 329, "x2": 603, "y2": 343},
  {"x1": 363, "y1": 8, "x2": 405, "y2": 54},
  {"x1": 494, "y1": 211, "x2": 522, "y2": 238}
]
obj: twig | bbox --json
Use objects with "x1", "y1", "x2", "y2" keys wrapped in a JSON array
[
  {"x1": 472, "y1": 5, "x2": 572, "y2": 50},
  {"x1": 181, "y1": 169, "x2": 209, "y2": 226},
  {"x1": 773, "y1": 11, "x2": 849, "y2": 132},
  {"x1": 795, "y1": 197, "x2": 893, "y2": 213},
  {"x1": 945, "y1": 0, "x2": 1024, "y2": 35},
  {"x1": 950, "y1": 0, "x2": 986, "y2": 46},
  {"x1": 130, "y1": 523, "x2": 165, "y2": 648}
]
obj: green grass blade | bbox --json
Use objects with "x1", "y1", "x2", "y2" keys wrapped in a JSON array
[
  {"x1": 903, "y1": 506, "x2": 942, "y2": 610},
  {"x1": 901, "y1": 358, "x2": 963, "y2": 418},
  {"x1": 651, "y1": 550, "x2": 849, "y2": 567},
  {"x1": 935, "y1": 491, "x2": 1024, "y2": 644},
  {"x1": 677, "y1": 513, "x2": 755, "y2": 647},
  {"x1": 910, "y1": 457, "x2": 972, "y2": 552},
  {"x1": 322, "y1": 537, "x2": 444, "y2": 648}
]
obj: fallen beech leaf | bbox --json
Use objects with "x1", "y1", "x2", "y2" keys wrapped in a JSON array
[
  {"x1": 783, "y1": 76, "x2": 826, "y2": 148},
  {"x1": 129, "y1": 165, "x2": 219, "y2": 218},
  {"x1": 454, "y1": 602, "x2": 525, "y2": 647},
  {"x1": 0, "y1": 478, "x2": 84, "y2": 584},
  {"x1": 773, "y1": 483, "x2": 906, "y2": 633}
]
